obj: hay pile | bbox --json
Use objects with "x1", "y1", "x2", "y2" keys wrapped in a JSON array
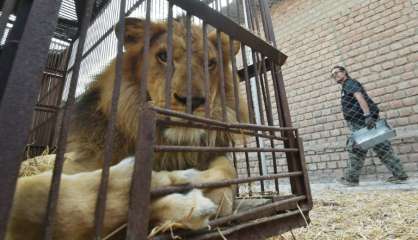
[
  {"x1": 19, "y1": 152, "x2": 76, "y2": 177},
  {"x1": 273, "y1": 190, "x2": 418, "y2": 240}
]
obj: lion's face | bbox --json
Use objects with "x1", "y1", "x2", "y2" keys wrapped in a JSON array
[{"x1": 114, "y1": 18, "x2": 247, "y2": 145}]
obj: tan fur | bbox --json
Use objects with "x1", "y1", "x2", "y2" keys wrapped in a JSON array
[{"x1": 7, "y1": 18, "x2": 247, "y2": 240}]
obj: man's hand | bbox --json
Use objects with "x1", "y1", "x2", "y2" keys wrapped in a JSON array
[{"x1": 365, "y1": 115, "x2": 376, "y2": 129}]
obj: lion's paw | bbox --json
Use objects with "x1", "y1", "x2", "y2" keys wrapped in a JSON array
[
  {"x1": 155, "y1": 189, "x2": 217, "y2": 231},
  {"x1": 176, "y1": 189, "x2": 217, "y2": 230}
]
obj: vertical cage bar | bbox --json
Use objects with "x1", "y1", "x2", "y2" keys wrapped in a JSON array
[
  {"x1": 259, "y1": 0, "x2": 277, "y2": 47},
  {"x1": 93, "y1": 0, "x2": 126, "y2": 238},
  {"x1": 228, "y1": 35, "x2": 241, "y2": 196},
  {"x1": 41, "y1": 0, "x2": 96, "y2": 239},
  {"x1": 250, "y1": 51, "x2": 266, "y2": 192},
  {"x1": 127, "y1": 109, "x2": 156, "y2": 240},
  {"x1": 257, "y1": 0, "x2": 269, "y2": 40},
  {"x1": 240, "y1": 44, "x2": 255, "y2": 124},
  {"x1": 0, "y1": 0, "x2": 32, "y2": 102},
  {"x1": 260, "y1": 56, "x2": 279, "y2": 191},
  {"x1": 296, "y1": 134, "x2": 313, "y2": 209},
  {"x1": 271, "y1": 64, "x2": 306, "y2": 195},
  {"x1": 243, "y1": 0, "x2": 255, "y2": 32},
  {"x1": 202, "y1": 22, "x2": 210, "y2": 118},
  {"x1": 164, "y1": 1, "x2": 174, "y2": 110},
  {"x1": 240, "y1": 43, "x2": 255, "y2": 195},
  {"x1": 47, "y1": 47, "x2": 72, "y2": 150},
  {"x1": 268, "y1": 61, "x2": 284, "y2": 126},
  {"x1": 216, "y1": 30, "x2": 227, "y2": 121},
  {"x1": 236, "y1": 0, "x2": 242, "y2": 26},
  {"x1": 126, "y1": 0, "x2": 154, "y2": 239},
  {"x1": 248, "y1": 0, "x2": 261, "y2": 36},
  {"x1": 0, "y1": 0, "x2": 63, "y2": 238},
  {"x1": 228, "y1": 36, "x2": 240, "y2": 122},
  {"x1": 186, "y1": 12, "x2": 193, "y2": 114}
]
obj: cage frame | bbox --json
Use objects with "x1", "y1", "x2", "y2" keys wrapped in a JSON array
[{"x1": 0, "y1": 0, "x2": 313, "y2": 240}]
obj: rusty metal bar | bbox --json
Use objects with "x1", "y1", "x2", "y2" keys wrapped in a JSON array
[
  {"x1": 209, "y1": 195, "x2": 307, "y2": 227},
  {"x1": 0, "y1": 0, "x2": 32, "y2": 102},
  {"x1": 186, "y1": 12, "x2": 193, "y2": 114},
  {"x1": 192, "y1": 207, "x2": 308, "y2": 240},
  {"x1": 228, "y1": 36, "x2": 240, "y2": 122},
  {"x1": 151, "y1": 172, "x2": 303, "y2": 197},
  {"x1": 232, "y1": 148, "x2": 239, "y2": 197},
  {"x1": 259, "y1": 55, "x2": 279, "y2": 191},
  {"x1": 250, "y1": 51, "x2": 267, "y2": 192},
  {"x1": 156, "y1": 119, "x2": 287, "y2": 141},
  {"x1": 240, "y1": 44, "x2": 255, "y2": 124},
  {"x1": 270, "y1": 64, "x2": 306, "y2": 196},
  {"x1": 235, "y1": 0, "x2": 242, "y2": 26},
  {"x1": 259, "y1": 0, "x2": 277, "y2": 48},
  {"x1": 243, "y1": 0, "x2": 254, "y2": 34},
  {"x1": 252, "y1": 53, "x2": 267, "y2": 127},
  {"x1": 243, "y1": 149, "x2": 252, "y2": 196},
  {"x1": 151, "y1": 106, "x2": 297, "y2": 131},
  {"x1": 297, "y1": 135, "x2": 313, "y2": 209},
  {"x1": 227, "y1": 34, "x2": 241, "y2": 195},
  {"x1": 226, "y1": 32, "x2": 247, "y2": 195},
  {"x1": 33, "y1": 104, "x2": 59, "y2": 112},
  {"x1": 164, "y1": 1, "x2": 174, "y2": 110},
  {"x1": 202, "y1": 22, "x2": 210, "y2": 118},
  {"x1": 171, "y1": 0, "x2": 286, "y2": 65},
  {"x1": 152, "y1": 201, "x2": 309, "y2": 240},
  {"x1": 257, "y1": 0, "x2": 269, "y2": 42},
  {"x1": 93, "y1": 0, "x2": 126, "y2": 238},
  {"x1": 41, "y1": 0, "x2": 95, "y2": 239},
  {"x1": 154, "y1": 145, "x2": 299, "y2": 153},
  {"x1": 0, "y1": 0, "x2": 63, "y2": 238},
  {"x1": 240, "y1": 42, "x2": 256, "y2": 195},
  {"x1": 126, "y1": 0, "x2": 153, "y2": 239},
  {"x1": 246, "y1": 0, "x2": 259, "y2": 35},
  {"x1": 237, "y1": 58, "x2": 272, "y2": 81},
  {"x1": 216, "y1": 30, "x2": 227, "y2": 121},
  {"x1": 268, "y1": 61, "x2": 284, "y2": 126},
  {"x1": 47, "y1": 47, "x2": 72, "y2": 149},
  {"x1": 106, "y1": 204, "x2": 309, "y2": 240},
  {"x1": 127, "y1": 107, "x2": 156, "y2": 240}
]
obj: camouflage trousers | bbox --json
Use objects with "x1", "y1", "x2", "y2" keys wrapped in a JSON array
[{"x1": 345, "y1": 121, "x2": 407, "y2": 182}]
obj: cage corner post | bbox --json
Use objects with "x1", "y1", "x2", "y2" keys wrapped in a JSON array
[{"x1": 0, "y1": 0, "x2": 63, "y2": 239}]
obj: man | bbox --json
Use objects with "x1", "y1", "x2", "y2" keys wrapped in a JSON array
[{"x1": 332, "y1": 65, "x2": 408, "y2": 186}]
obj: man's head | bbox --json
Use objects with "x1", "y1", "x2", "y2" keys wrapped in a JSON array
[{"x1": 331, "y1": 65, "x2": 350, "y2": 84}]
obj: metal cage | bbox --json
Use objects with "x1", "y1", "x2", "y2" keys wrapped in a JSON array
[{"x1": 0, "y1": 0, "x2": 312, "y2": 239}]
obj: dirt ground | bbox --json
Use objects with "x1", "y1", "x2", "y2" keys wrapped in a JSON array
[{"x1": 272, "y1": 188, "x2": 418, "y2": 240}]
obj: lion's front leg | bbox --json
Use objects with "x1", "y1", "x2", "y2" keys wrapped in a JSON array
[{"x1": 6, "y1": 156, "x2": 218, "y2": 240}]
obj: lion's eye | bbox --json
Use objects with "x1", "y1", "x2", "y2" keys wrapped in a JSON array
[
  {"x1": 157, "y1": 51, "x2": 167, "y2": 63},
  {"x1": 208, "y1": 59, "x2": 217, "y2": 70}
]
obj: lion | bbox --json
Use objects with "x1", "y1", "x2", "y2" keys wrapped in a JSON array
[{"x1": 6, "y1": 18, "x2": 248, "y2": 240}]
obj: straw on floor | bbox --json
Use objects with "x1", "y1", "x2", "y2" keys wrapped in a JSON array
[{"x1": 273, "y1": 190, "x2": 418, "y2": 240}]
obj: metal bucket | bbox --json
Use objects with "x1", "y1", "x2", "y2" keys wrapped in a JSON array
[{"x1": 352, "y1": 119, "x2": 396, "y2": 150}]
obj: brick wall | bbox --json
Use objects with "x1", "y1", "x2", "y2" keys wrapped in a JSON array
[{"x1": 261, "y1": 0, "x2": 418, "y2": 182}]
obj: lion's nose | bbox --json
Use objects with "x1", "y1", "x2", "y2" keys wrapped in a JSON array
[{"x1": 174, "y1": 93, "x2": 205, "y2": 112}]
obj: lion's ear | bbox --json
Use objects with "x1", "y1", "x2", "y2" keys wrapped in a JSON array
[
  {"x1": 114, "y1": 17, "x2": 166, "y2": 49},
  {"x1": 208, "y1": 31, "x2": 240, "y2": 62}
]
